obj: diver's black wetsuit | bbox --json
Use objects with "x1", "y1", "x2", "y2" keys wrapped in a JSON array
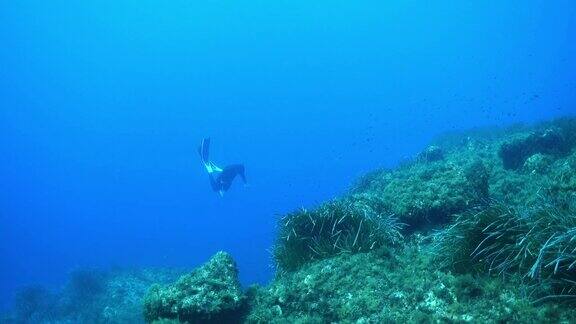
[
  {"x1": 208, "y1": 164, "x2": 246, "y2": 192},
  {"x1": 199, "y1": 138, "x2": 246, "y2": 194}
]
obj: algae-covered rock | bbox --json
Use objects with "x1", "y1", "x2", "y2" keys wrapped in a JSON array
[
  {"x1": 499, "y1": 128, "x2": 568, "y2": 170},
  {"x1": 548, "y1": 151, "x2": 576, "y2": 206},
  {"x1": 143, "y1": 252, "x2": 245, "y2": 324},
  {"x1": 351, "y1": 151, "x2": 494, "y2": 230},
  {"x1": 464, "y1": 159, "x2": 490, "y2": 199},
  {"x1": 522, "y1": 153, "x2": 553, "y2": 174},
  {"x1": 258, "y1": 118, "x2": 576, "y2": 322},
  {"x1": 378, "y1": 160, "x2": 483, "y2": 228},
  {"x1": 248, "y1": 243, "x2": 576, "y2": 323},
  {"x1": 351, "y1": 118, "x2": 576, "y2": 230},
  {"x1": 489, "y1": 149, "x2": 576, "y2": 209}
]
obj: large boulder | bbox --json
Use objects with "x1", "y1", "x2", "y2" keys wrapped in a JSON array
[
  {"x1": 379, "y1": 160, "x2": 487, "y2": 229},
  {"x1": 143, "y1": 252, "x2": 246, "y2": 324}
]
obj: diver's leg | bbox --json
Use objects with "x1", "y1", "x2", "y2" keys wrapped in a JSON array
[
  {"x1": 199, "y1": 138, "x2": 216, "y2": 173},
  {"x1": 227, "y1": 164, "x2": 246, "y2": 184},
  {"x1": 199, "y1": 138, "x2": 210, "y2": 163},
  {"x1": 209, "y1": 174, "x2": 225, "y2": 196},
  {"x1": 209, "y1": 174, "x2": 219, "y2": 191},
  {"x1": 199, "y1": 138, "x2": 224, "y2": 174}
]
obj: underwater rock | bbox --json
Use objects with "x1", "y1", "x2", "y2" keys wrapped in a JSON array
[
  {"x1": 464, "y1": 159, "x2": 490, "y2": 200},
  {"x1": 350, "y1": 118, "x2": 576, "y2": 229},
  {"x1": 417, "y1": 145, "x2": 444, "y2": 162},
  {"x1": 547, "y1": 151, "x2": 576, "y2": 207},
  {"x1": 351, "y1": 158, "x2": 488, "y2": 230},
  {"x1": 273, "y1": 194, "x2": 404, "y2": 272},
  {"x1": 499, "y1": 128, "x2": 567, "y2": 170},
  {"x1": 379, "y1": 161, "x2": 482, "y2": 229},
  {"x1": 143, "y1": 251, "x2": 246, "y2": 324},
  {"x1": 522, "y1": 153, "x2": 553, "y2": 174},
  {"x1": 247, "y1": 246, "x2": 576, "y2": 323},
  {"x1": 256, "y1": 117, "x2": 576, "y2": 322}
]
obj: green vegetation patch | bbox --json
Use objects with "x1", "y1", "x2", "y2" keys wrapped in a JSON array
[
  {"x1": 273, "y1": 194, "x2": 404, "y2": 272},
  {"x1": 435, "y1": 200, "x2": 576, "y2": 302}
]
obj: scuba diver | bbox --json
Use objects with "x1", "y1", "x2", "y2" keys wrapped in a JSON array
[{"x1": 198, "y1": 138, "x2": 246, "y2": 196}]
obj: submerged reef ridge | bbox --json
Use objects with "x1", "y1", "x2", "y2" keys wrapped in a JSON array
[
  {"x1": 246, "y1": 243, "x2": 576, "y2": 323},
  {"x1": 4, "y1": 116, "x2": 576, "y2": 323},
  {"x1": 246, "y1": 116, "x2": 576, "y2": 322}
]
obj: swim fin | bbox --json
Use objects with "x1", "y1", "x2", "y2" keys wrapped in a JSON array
[
  {"x1": 199, "y1": 138, "x2": 223, "y2": 174},
  {"x1": 209, "y1": 161, "x2": 223, "y2": 173},
  {"x1": 199, "y1": 138, "x2": 210, "y2": 166}
]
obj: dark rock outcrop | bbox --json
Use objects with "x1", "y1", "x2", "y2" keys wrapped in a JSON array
[
  {"x1": 499, "y1": 128, "x2": 568, "y2": 170},
  {"x1": 143, "y1": 252, "x2": 246, "y2": 324}
]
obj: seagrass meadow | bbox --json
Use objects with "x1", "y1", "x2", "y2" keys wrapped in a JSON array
[{"x1": 4, "y1": 116, "x2": 576, "y2": 323}]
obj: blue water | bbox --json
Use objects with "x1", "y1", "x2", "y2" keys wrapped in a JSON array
[{"x1": 1, "y1": 0, "x2": 575, "y2": 311}]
